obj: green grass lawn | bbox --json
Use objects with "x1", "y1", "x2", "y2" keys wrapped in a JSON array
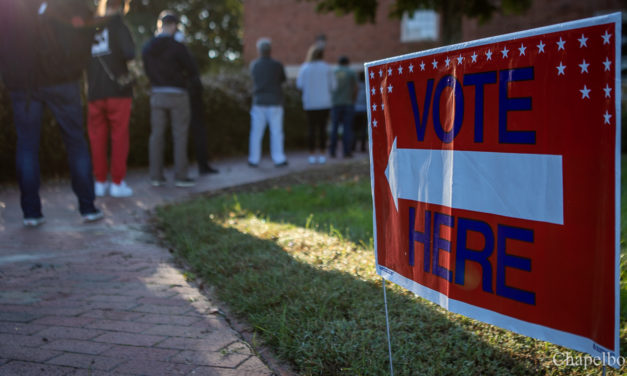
[{"x1": 156, "y1": 160, "x2": 626, "y2": 376}]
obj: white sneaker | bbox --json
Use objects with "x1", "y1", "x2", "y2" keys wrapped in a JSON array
[
  {"x1": 318, "y1": 156, "x2": 327, "y2": 164},
  {"x1": 94, "y1": 181, "x2": 109, "y2": 197},
  {"x1": 110, "y1": 181, "x2": 133, "y2": 197},
  {"x1": 308, "y1": 156, "x2": 317, "y2": 164}
]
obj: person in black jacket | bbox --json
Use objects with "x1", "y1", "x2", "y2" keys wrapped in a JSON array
[
  {"x1": 0, "y1": 0, "x2": 104, "y2": 226},
  {"x1": 87, "y1": 0, "x2": 135, "y2": 198},
  {"x1": 142, "y1": 11, "x2": 199, "y2": 187}
]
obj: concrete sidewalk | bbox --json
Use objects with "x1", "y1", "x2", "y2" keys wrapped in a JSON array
[{"x1": 0, "y1": 152, "x2": 366, "y2": 375}]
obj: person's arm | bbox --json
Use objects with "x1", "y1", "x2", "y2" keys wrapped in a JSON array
[
  {"x1": 296, "y1": 65, "x2": 305, "y2": 90},
  {"x1": 117, "y1": 19, "x2": 135, "y2": 62},
  {"x1": 328, "y1": 65, "x2": 337, "y2": 92},
  {"x1": 179, "y1": 44, "x2": 201, "y2": 87},
  {"x1": 279, "y1": 62, "x2": 286, "y2": 85}
]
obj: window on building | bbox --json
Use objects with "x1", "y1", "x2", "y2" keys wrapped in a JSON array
[{"x1": 401, "y1": 10, "x2": 439, "y2": 42}]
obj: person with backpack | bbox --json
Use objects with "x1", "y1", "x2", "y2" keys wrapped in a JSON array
[
  {"x1": 0, "y1": 0, "x2": 104, "y2": 227},
  {"x1": 87, "y1": 0, "x2": 135, "y2": 198},
  {"x1": 142, "y1": 11, "x2": 199, "y2": 187}
]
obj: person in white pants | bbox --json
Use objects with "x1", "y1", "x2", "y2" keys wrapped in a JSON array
[{"x1": 248, "y1": 38, "x2": 288, "y2": 167}]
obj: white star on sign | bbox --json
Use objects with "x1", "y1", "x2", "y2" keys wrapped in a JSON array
[
  {"x1": 409, "y1": 63, "x2": 414, "y2": 72},
  {"x1": 381, "y1": 103, "x2": 385, "y2": 111},
  {"x1": 471, "y1": 52, "x2": 478, "y2": 62},
  {"x1": 578, "y1": 34, "x2": 588, "y2": 47},
  {"x1": 372, "y1": 119, "x2": 378, "y2": 127},
  {"x1": 603, "y1": 84, "x2": 612, "y2": 98},
  {"x1": 537, "y1": 40, "x2": 545, "y2": 53},
  {"x1": 604, "y1": 111, "x2": 612, "y2": 124},
  {"x1": 372, "y1": 103, "x2": 377, "y2": 111},
  {"x1": 397, "y1": 66, "x2": 403, "y2": 74},
  {"x1": 371, "y1": 87, "x2": 375, "y2": 95},
  {"x1": 370, "y1": 71, "x2": 374, "y2": 79},
  {"x1": 578, "y1": 59, "x2": 589, "y2": 73},
  {"x1": 388, "y1": 67, "x2": 393, "y2": 76},
  {"x1": 579, "y1": 85, "x2": 590, "y2": 99},
  {"x1": 603, "y1": 57, "x2": 611, "y2": 71},
  {"x1": 501, "y1": 47, "x2": 509, "y2": 58},
  {"x1": 556, "y1": 62, "x2": 566, "y2": 75},
  {"x1": 445, "y1": 57, "x2": 451, "y2": 67},
  {"x1": 485, "y1": 50, "x2": 492, "y2": 60},
  {"x1": 457, "y1": 55, "x2": 464, "y2": 64},
  {"x1": 379, "y1": 69, "x2": 383, "y2": 77},
  {"x1": 518, "y1": 44, "x2": 526, "y2": 56},
  {"x1": 419, "y1": 62, "x2": 425, "y2": 71},
  {"x1": 432, "y1": 59, "x2": 438, "y2": 69},
  {"x1": 380, "y1": 87, "x2": 383, "y2": 94},
  {"x1": 387, "y1": 84, "x2": 393, "y2": 93},
  {"x1": 556, "y1": 37, "x2": 566, "y2": 51},
  {"x1": 602, "y1": 30, "x2": 612, "y2": 44}
]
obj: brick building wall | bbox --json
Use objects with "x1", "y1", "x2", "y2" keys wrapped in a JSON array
[
  {"x1": 243, "y1": 0, "x2": 623, "y2": 76},
  {"x1": 242, "y1": 0, "x2": 437, "y2": 76}
]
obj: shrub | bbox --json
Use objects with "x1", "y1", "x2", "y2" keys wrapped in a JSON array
[{"x1": 0, "y1": 71, "x2": 308, "y2": 183}]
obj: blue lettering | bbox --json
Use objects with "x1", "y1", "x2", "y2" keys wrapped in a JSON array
[
  {"x1": 409, "y1": 207, "x2": 431, "y2": 271},
  {"x1": 463, "y1": 71, "x2": 497, "y2": 143},
  {"x1": 433, "y1": 212, "x2": 453, "y2": 282},
  {"x1": 407, "y1": 80, "x2": 434, "y2": 142},
  {"x1": 498, "y1": 67, "x2": 535, "y2": 144},
  {"x1": 496, "y1": 224, "x2": 535, "y2": 305},
  {"x1": 433, "y1": 75, "x2": 464, "y2": 143},
  {"x1": 455, "y1": 217, "x2": 495, "y2": 293}
]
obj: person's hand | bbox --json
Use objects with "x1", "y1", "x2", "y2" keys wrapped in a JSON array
[{"x1": 71, "y1": 16, "x2": 85, "y2": 27}]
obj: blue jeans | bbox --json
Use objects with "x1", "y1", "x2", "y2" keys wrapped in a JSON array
[
  {"x1": 330, "y1": 105, "x2": 354, "y2": 157},
  {"x1": 10, "y1": 81, "x2": 97, "y2": 218}
]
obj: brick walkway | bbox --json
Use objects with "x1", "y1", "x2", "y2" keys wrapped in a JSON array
[{"x1": 0, "y1": 152, "x2": 362, "y2": 375}]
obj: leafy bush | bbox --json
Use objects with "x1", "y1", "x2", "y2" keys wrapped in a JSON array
[{"x1": 0, "y1": 71, "x2": 307, "y2": 182}]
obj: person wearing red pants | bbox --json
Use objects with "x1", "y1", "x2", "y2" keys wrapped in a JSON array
[{"x1": 87, "y1": 0, "x2": 135, "y2": 197}]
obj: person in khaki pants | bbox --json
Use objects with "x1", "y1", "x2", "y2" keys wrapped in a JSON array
[{"x1": 142, "y1": 10, "x2": 199, "y2": 187}]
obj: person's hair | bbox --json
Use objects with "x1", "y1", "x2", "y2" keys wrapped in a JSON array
[
  {"x1": 256, "y1": 38, "x2": 272, "y2": 57},
  {"x1": 305, "y1": 44, "x2": 324, "y2": 62},
  {"x1": 159, "y1": 10, "x2": 179, "y2": 25},
  {"x1": 96, "y1": 0, "x2": 130, "y2": 17},
  {"x1": 338, "y1": 56, "x2": 349, "y2": 65}
]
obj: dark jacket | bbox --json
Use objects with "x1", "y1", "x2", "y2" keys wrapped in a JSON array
[
  {"x1": 142, "y1": 34, "x2": 200, "y2": 90},
  {"x1": 0, "y1": 0, "x2": 96, "y2": 90},
  {"x1": 87, "y1": 14, "x2": 135, "y2": 100}
]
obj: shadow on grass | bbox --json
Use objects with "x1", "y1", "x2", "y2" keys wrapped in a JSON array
[{"x1": 166, "y1": 218, "x2": 541, "y2": 376}]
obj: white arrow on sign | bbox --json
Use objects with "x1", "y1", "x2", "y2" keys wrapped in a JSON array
[{"x1": 384, "y1": 138, "x2": 564, "y2": 225}]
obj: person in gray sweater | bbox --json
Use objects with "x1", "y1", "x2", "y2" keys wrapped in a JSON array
[{"x1": 248, "y1": 38, "x2": 288, "y2": 167}]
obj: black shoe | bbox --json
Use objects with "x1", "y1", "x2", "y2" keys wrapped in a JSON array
[
  {"x1": 343, "y1": 153, "x2": 353, "y2": 159},
  {"x1": 275, "y1": 160, "x2": 289, "y2": 168},
  {"x1": 199, "y1": 164, "x2": 219, "y2": 175},
  {"x1": 248, "y1": 161, "x2": 259, "y2": 168}
]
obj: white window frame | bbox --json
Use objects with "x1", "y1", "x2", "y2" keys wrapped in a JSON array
[{"x1": 401, "y1": 10, "x2": 439, "y2": 43}]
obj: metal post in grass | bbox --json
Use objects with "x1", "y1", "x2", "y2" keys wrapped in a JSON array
[{"x1": 382, "y1": 278, "x2": 394, "y2": 376}]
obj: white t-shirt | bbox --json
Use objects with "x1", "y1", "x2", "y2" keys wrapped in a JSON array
[{"x1": 296, "y1": 61, "x2": 337, "y2": 110}]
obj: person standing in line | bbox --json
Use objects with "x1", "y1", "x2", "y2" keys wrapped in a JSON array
[
  {"x1": 0, "y1": 0, "x2": 104, "y2": 226},
  {"x1": 353, "y1": 71, "x2": 368, "y2": 153},
  {"x1": 174, "y1": 30, "x2": 219, "y2": 176},
  {"x1": 329, "y1": 56, "x2": 357, "y2": 158},
  {"x1": 87, "y1": 0, "x2": 135, "y2": 198},
  {"x1": 296, "y1": 45, "x2": 336, "y2": 164},
  {"x1": 248, "y1": 38, "x2": 288, "y2": 168},
  {"x1": 142, "y1": 11, "x2": 198, "y2": 187}
]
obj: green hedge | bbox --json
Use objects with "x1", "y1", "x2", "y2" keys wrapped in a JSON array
[{"x1": 0, "y1": 71, "x2": 308, "y2": 183}]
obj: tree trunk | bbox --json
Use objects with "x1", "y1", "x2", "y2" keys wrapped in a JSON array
[{"x1": 440, "y1": 0, "x2": 463, "y2": 46}]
